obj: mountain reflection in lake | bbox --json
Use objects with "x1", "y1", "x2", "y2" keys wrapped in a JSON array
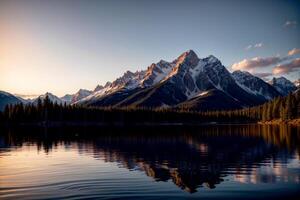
[{"x1": 0, "y1": 125, "x2": 300, "y2": 200}]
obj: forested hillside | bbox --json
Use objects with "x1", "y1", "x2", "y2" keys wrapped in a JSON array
[{"x1": 0, "y1": 90, "x2": 299, "y2": 125}]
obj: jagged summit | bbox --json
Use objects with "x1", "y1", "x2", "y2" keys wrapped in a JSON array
[
  {"x1": 175, "y1": 50, "x2": 200, "y2": 67},
  {"x1": 178, "y1": 49, "x2": 198, "y2": 58},
  {"x1": 20, "y1": 50, "x2": 294, "y2": 110},
  {"x1": 271, "y1": 77, "x2": 293, "y2": 85},
  {"x1": 94, "y1": 85, "x2": 104, "y2": 92},
  {"x1": 33, "y1": 92, "x2": 64, "y2": 104},
  {"x1": 232, "y1": 70, "x2": 281, "y2": 100},
  {"x1": 104, "y1": 81, "x2": 112, "y2": 87},
  {"x1": 71, "y1": 89, "x2": 92, "y2": 103},
  {"x1": 231, "y1": 70, "x2": 254, "y2": 81},
  {"x1": 270, "y1": 77, "x2": 297, "y2": 96},
  {"x1": 1, "y1": 50, "x2": 297, "y2": 111},
  {"x1": 205, "y1": 55, "x2": 220, "y2": 63},
  {"x1": 232, "y1": 70, "x2": 251, "y2": 76},
  {"x1": 76, "y1": 50, "x2": 274, "y2": 109},
  {"x1": 1, "y1": 49, "x2": 297, "y2": 111}
]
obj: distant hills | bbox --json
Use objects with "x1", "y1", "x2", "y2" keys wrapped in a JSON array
[
  {"x1": 0, "y1": 50, "x2": 298, "y2": 111},
  {"x1": 0, "y1": 91, "x2": 23, "y2": 111}
]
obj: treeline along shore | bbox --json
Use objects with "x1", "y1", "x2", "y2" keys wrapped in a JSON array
[{"x1": 0, "y1": 90, "x2": 299, "y2": 127}]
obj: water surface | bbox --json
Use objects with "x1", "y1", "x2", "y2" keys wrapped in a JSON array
[{"x1": 0, "y1": 125, "x2": 299, "y2": 199}]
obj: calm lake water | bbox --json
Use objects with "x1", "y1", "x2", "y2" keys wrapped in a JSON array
[{"x1": 0, "y1": 125, "x2": 299, "y2": 200}]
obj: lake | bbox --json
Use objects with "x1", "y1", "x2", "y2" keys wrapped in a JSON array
[{"x1": 0, "y1": 124, "x2": 299, "y2": 199}]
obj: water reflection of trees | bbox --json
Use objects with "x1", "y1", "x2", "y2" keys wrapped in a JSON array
[{"x1": 0, "y1": 124, "x2": 299, "y2": 192}]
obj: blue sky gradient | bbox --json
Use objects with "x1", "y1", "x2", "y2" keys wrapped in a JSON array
[{"x1": 0, "y1": 0, "x2": 299, "y2": 96}]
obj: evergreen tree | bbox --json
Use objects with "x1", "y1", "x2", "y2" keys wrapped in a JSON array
[{"x1": 285, "y1": 93, "x2": 294, "y2": 120}]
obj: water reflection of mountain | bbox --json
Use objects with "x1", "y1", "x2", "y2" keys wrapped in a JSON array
[{"x1": 1, "y1": 124, "x2": 299, "y2": 193}]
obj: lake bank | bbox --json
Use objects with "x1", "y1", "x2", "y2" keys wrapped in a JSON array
[
  {"x1": 258, "y1": 118, "x2": 300, "y2": 125},
  {"x1": 2, "y1": 119, "x2": 300, "y2": 128},
  {"x1": 0, "y1": 121, "x2": 259, "y2": 128}
]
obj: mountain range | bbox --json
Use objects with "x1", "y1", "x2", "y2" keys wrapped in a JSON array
[{"x1": 0, "y1": 50, "x2": 298, "y2": 111}]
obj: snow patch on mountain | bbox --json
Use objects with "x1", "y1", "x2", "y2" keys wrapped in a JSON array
[
  {"x1": 196, "y1": 91, "x2": 209, "y2": 97},
  {"x1": 71, "y1": 89, "x2": 92, "y2": 103},
  {"x1": 141, "y1": 60, "x2": 174, "y2": 87},
  {"x1": 33, "y1": 92, "x2": 65, "y2": 104},
  {"x1": 73, "y1": 50, "x2": 293, "y2": 108},
  {"x1": 232, "y1": 71, "x2": 266, "y2": 97},
  {"x1": 232, "y1": 70, "x2": 281, "y2": 100},
  {"x1": 61, "y1": 94, "x2": 73, "y2": 103},
  {"x1": 270, "y1": 77, "x2": 297, "y2": 96}
]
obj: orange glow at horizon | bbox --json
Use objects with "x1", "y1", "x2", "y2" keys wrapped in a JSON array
[{"x1": 1, "y1": 19, "x2": 64, "y2": 96}]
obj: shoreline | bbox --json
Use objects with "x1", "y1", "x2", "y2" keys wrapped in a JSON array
[
  {"x1": 0, "y1": 121, "x2": 258, "y2": 128},
  {"x1": 258, "y1": 119, "x2": 300, "y2": 125},
  {"x1": 1, "y1": 120, "x2": 300, "y2": 128}
]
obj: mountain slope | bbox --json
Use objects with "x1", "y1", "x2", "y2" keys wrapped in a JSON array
[
  {"x1": 73, "y1": 50, "x2": 300, "y2": 111},
  {"x1": 71, "y1": 89, "x2": 92, "y2": 103},
  {"x1": 82, "y1": 50, "x2": 266, "y2": 109},
  {"x1": 176, "y1": 89, "x2": 243, "y2": 111},
  {"x1": 77, "y1": 60, "x2": 175, "y2": 105},
  {"x1": 120, "y1": 51, "x2": 265, "y2": 107},
  {"x1": 32, "y1": 92, "x2": 66, "y2": 105},
  {"x1": 232, "y1": 70, "x2": 281, "y2": 100},
  {"x1": 60, "y1": 94, "x2": 73, "y2": 103},
  {"x1": 270, "y1": 77, "x2": 297, "y2": 96},
  {"x1": 0, "y1": 91, "x2": 23, "y2": 111},
  {"x1": 86, "y1": 88, "x2": 142, "y2": 107}
]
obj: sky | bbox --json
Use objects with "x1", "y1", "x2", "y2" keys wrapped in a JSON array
[{"x1": 0, "y1": 0, "x2": 299, "y2": 97}]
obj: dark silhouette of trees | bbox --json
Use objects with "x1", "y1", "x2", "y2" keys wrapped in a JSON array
[{"x1": 0, "y1": 91, "x2": 299, "y2": 125}]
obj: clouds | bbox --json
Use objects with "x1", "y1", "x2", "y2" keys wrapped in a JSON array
[
  {"x1": 284, "y1": 20, "x2": 297, "y2": 28},
  {"x1": 232, "y1": 56, "x2": 284, "y2": 71},
  {"x1": 232, "y1": 48, "x2": 300, "y2": 77},
  {"x1": 254, "y1": 43, "x2": 263, "y2": 48},
  {"x1": 245, "y1": 43, "x2": 263, "y2": 50},
  {"x1": 272, "y1": 58, "x2": 300, "y2": 75},
  {"x1": 288, "y1": 48, "x2": 300, "y2": 56}
]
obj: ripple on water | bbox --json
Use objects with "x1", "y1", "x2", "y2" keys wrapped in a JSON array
[{"x1": 1, "y1": 126, "x2": 300, "y2": 199}]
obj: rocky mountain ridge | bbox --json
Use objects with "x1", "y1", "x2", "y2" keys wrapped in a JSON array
[{"x1": 1, "y1": 50, "x2": 297, "y2": 111}]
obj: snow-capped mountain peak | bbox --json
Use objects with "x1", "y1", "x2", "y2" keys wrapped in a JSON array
[
  {"x1": 71, "y1": 89, "x2": 92, "y2": 103},
  {"x1": 1, "y1": 50, "x2": 298, "y2": 112},
  {"x1": 294, "y1": 79, "x2": 300, "y2": 87},
  {"x1": 272, "y1": 77, "x2": 293, "y2": 86},
  {"x1": 232, "y1": 70, "x2": 281, "y2": 100},
  {"x1": 34, "y1": 92, "x2": 64, "y2": 104},
  {"x1": 206, "y1": 55, "x2": 220, "y2": 63},
  {"x1": 73, "y1": 50, "x2": 296, "y2": 109},
  {"x1": 60, "y1": 94, "x2": 73, "y2": 102},
  {"x1": 94, "y1": 85, "x2": 104, "y2": 92},
  {"x1": 270, "y1": 77, "x2": 297, "y2": 96},
  {"x1": 109, "y1": 70, "x2": 145, "y2": 90},
  {"x1": 174, "y1": 50, "x2": 200, "y2": 68},
  {"x1": 141, "y1": 61, "x2": 174, "y2": 87}
]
